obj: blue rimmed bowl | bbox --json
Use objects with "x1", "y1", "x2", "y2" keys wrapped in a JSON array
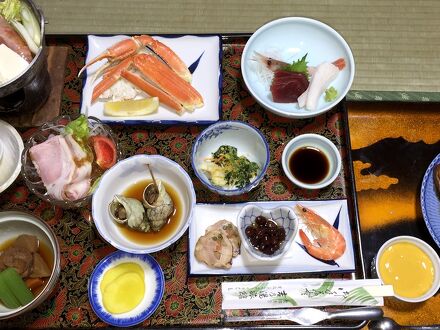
[
  {"x1": 88, "y1": 251, "x2": 164, "y2": 327},
  {"x1": 237, "y1": 204, "x2": 299, "y2": 261},
  {"x1": 421, "y1": 152, "x2": 440, "y2": 248},
  {"x1": 191, "y1": 121, "x2": 270, "y2": 196}
]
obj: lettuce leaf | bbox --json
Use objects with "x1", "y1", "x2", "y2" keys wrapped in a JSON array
[{"x1": 64, "y1": 115, "x2": 90, "y2": 141}]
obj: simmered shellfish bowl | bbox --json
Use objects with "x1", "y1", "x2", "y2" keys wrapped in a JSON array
[{"x1": 92, "y1": 155, "x2": 196, "y2": 254}]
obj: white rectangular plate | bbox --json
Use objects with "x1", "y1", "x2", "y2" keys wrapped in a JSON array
[
  {"x1": 80, "y1": 34, "x2": 221, "y2": 124},
  {"x1": 189, "y1": 199, "x2": 355, "y2": 275}
]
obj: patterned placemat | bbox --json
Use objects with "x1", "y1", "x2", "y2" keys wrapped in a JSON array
[{"x1": 0, "y1": 36, "x2": 358, "y2": 328}]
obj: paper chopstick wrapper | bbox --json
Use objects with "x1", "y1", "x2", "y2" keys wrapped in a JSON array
[{"x1": 222, "y1": 279, "x2": 393, "y2": 310}]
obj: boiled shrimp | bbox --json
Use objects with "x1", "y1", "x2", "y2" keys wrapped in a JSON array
[{"x1": 294, "y1": 204, "x2": 346, "y2": 261}]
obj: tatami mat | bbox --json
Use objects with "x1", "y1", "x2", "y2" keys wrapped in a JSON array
[{"x1": 34, "y1": 0, "x2": 440, "y2": 94}]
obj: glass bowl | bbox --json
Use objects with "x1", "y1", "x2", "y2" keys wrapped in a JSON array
[{"x1": 21, "y1": 115, "x2": 121, "y2": 209}]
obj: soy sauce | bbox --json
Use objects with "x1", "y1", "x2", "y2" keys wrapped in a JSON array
[{"x1": 288, "y1": 146, "x2": 329, "y2": 184}]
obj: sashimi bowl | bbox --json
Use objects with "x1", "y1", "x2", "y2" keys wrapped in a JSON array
[
  {"x1": 191, "y1": 121, "x2": 270, "y2": 196},
  {"x1": 92, "y1": 154, "x2": 196, "y2": 254},
  {"x1": 21, "y1": 115, "x2": 120, "y2": 208},
  {"x1": 0, "y1": 210, "x2": 61, "y2": 320},
  {"x1": 241, "y1": 16, "x2": 355, "y2": 119}
]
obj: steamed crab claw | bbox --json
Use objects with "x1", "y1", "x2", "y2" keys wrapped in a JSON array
[
  {"x1": 79, "y1": 35, "x2": 192, "y2": 82},
  {"x1": 91, "y1": 53, "x2": 203, "y2": 115}
]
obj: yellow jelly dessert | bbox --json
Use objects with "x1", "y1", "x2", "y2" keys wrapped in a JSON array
[
  {"x1": 100, "y1": 262, "x2": 145, "y2": 314},
  {"x1": 379, "y1": 242, "x2": 434, "y2": 298}
]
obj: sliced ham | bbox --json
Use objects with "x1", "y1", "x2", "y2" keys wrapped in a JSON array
[{"x1": 29, "y1": 134, "x2": 92, "y2": 201}]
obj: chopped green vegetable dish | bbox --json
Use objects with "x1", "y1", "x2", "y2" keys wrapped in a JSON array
[
  {"x1": 324, "y1": 86, "x2": 338, "y2": 102},
  {"x1": 202, "y1": 145, "x2": 260, "y2": 189}
]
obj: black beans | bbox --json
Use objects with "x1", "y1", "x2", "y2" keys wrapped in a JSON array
[{"x1": 245, "y1": 215, "x2": 286, "y2": 255}]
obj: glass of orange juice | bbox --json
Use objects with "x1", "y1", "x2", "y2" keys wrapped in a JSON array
[{"x1": 375, "y1": 236, "x2": 440, "y2": 303}]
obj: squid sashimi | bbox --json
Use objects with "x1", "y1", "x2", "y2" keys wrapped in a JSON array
[{"x1": 303, "y1": 62, "x2": 339, "y2": 111}]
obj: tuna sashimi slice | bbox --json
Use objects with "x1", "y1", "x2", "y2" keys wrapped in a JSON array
[{"x1": 270, "y1": 70, "x2": 309, "y2": 103}]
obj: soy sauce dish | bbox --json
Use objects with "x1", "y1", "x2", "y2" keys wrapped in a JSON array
[
  {"x1": 282, "y1": 133, "x2": 341, "y2": 189},
  {"x1": 88, "y1": 251, "x2": 164, "y2": 327}
]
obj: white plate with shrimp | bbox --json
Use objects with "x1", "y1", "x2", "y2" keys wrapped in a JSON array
[
  {"x1": 80, "y1": 34, "x2": 221, "y2": 125},
  {"x1": 189, "y1": 199, "x2": 356, "y2": 275},
  {"x1": 241, "y1": 17, "x2": 355, "y2": 119}
]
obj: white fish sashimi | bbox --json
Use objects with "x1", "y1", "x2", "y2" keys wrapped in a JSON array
[{"x1": 305, "y1": 62, "x2": 339, "y2": 111}]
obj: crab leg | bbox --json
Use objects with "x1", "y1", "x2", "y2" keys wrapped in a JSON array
[
  {"x1": 91, "y1": 57, "x2": 133, "y2": 103},
  {"x1": 79, "y1": 35, "x2": 192, "y2": 82},
  {"x1": 133, "y1": 53, "x2": 203, "y2": 112},
  {"x1": 91, "y1": 56, "x2": 186, "y2": 114},
  {"x1": 120, "y1": 70, "x2": 185, "y2": 114},
  {"x1": 134, "y1": 35, "x2": 192, "y2": 82}
]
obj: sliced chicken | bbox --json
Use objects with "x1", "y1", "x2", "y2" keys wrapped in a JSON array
[
  {"x1": 195, "y1": 229, "x2": 233, "y2": 269},
  {"x1": 206, "y1": 220, "x2": 241, "y2": 257}
]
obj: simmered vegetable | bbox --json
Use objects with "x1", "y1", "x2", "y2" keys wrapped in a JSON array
[
  {"x1": 0, "y1": 268, "x2": 34, "y2": 307},
  {"x1": 0, "y1": 0, "x2": 40, "y2": 54}
]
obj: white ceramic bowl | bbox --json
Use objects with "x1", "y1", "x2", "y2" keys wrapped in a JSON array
[
  {"x1": 92, "y1": 155, "x2": 196, "y2": 254},
  {"x1": 0, "y1": 210, "x2": 61, "y2": 320},
  {"x1": 375, "y1": 236, "x2": 440, "y2": 303},
  {"x1": 191, "y1": 121, "x2": 270, "y2": 196},
  {"x1": 241, "y1": 17, "x2": 355, "y2": 119},
  {"x1": 0, "y1": 119, "x2": 24, "y2": 193},
  {"x1": 281, "y1": 133, "x2": 341, "y2": 189},
  {"x1": 237, "y1": 204, "x2": 298, "y2": 261}
]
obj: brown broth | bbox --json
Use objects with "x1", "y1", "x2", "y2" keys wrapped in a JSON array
[
  {"x1": 116, "y1": 179, "x2": 182, "y2": 245},
  {"x1": 0, "y1": 237, "x2": 53, "y2": 296},
  {"x1": 288, "y1": 146, "x2": 330, "y2": 184}
]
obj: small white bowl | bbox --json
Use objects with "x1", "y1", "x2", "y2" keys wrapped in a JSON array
[
  {"x1": 191, "y1": 121, "x2": 270, "y2": 196},
  {"x1": 241, "y1": 17, "x2": 355, "y2": 119},
  {"x1": 375, "y1": 236, "x2": 440, "y2": 303},
  {"x1": 0, "y1": 119, "x2": 24, "y2": 193},
  {"x1": 237, "y1": 204, "x2": 298, "y2": 261},
  {"x1": 92, "y1": 155, "x2": 196, "y2": 254},
  {"x1": 281, "y1": 133, "x2": 341, "y2": 189}
]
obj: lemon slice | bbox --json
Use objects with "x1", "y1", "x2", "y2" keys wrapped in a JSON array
[{"x1": 104, "y1": 97, "x2": 159, "y2": 117}]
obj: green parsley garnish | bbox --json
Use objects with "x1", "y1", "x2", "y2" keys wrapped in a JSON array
[
  {"x1": 283, "y1": 54, "x2": 309, "y2": 78},
  {"x1": 324, "y1": 86, "x2": 338, "y2": 102},
  {"x1": 211, "y1": 145, "x2": 260, "y2": 189}
]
